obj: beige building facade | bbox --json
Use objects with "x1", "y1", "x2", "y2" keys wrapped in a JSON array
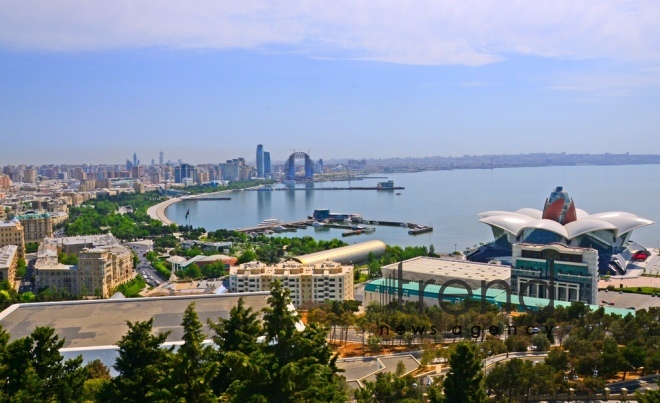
[
  {"x1": 35, "y1": 244, "x2": 133, "y2": 298},
  {"x1": 229, "y1": 260, "x2": 354, "y2": 306},
  {"x1": 16, "y1": 213, "x2": 53, "y2": 244},
  {"x1": 0, "y1": 219, "x2": 25, "y2": 259},
  {"x1": 0, "y1": 245, "x2": 18, "y2": 282}
]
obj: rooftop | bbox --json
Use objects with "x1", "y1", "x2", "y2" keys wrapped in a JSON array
[
  {"x1": 381, "y1": 256, "x2": 511, "y2": 283},
  {"x1": 0, "y1": 245, "x2": 17, "y2": 268},
  {"x1": 0, "y1": 292, "x2": 270, "y2": 348}
]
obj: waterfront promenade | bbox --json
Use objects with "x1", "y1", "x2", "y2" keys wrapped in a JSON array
[
  {"x1": 147, "y1": 198, "x2": 180, "y2": 225},
  {"x1": 147, "y1": 188, "x2": 243, "y2": 225}
]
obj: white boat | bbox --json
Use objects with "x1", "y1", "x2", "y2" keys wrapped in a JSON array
[
  {"x1": 273, "y1": 226, "x2": 286, "y2": 233},
  {"x1": 258, "y1": 218, "x2": 284, "y2": 227},
  {"x1": 312, "y1": 221, "x2": 325, "y2": 228},
  {"x1": 363, "y1": 227, "x2": 376, "y2": 233}
]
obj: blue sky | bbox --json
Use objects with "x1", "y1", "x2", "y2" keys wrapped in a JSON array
[{"x1": 1, "y1": 1, "x2": 659, "y2": 165}]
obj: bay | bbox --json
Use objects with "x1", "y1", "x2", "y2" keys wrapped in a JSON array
[{"x1": 165, "y1": 165, "x2": 660, "y2": 252}]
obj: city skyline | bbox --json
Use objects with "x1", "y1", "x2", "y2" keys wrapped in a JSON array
[{"x1": 2, "y1": 1, "x2": 660, "y2": 164}]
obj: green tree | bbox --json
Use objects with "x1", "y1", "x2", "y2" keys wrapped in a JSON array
[
  {"x1": 100, "y1": 318, "x2": 173, "y2": 402},
  {"x1": 16, "y1": 258, "x2": 27, "y2": 277},
  {"x1": 443, "y1": 342, "x2": 487, "y2": 403},
  {"x1": 237, "y1": 249, "x2": 257, "y2": 264},
  {"x1": 0, "y1": 326, "x2": 86, "y2": 402},
  {"x1": 168, "y1": 303, "x2": 218, "y2": 402}
]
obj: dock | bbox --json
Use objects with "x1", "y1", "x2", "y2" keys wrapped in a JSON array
[{"x1": 236, "y1": 219, "x2": 314, "y2": 234}]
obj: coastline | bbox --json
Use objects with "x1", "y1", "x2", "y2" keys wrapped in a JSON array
[
  {"x1": 147, "y1": 188, "x2": 251, "y2": 225},
  {"x1": 147, "y1": 198, "x2": 180, "y2": 225}
]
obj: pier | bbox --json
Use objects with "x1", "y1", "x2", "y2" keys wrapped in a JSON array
[
  {"x1": 236, "y1": 219, "x2": 314, "y2": 234},
  {"x1": 236, "y1": 217, "x2": 432, "y2": 237}
]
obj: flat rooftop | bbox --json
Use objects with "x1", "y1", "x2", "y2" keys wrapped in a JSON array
[
  {"x1": 381, "y1": 256, "x2": 510, "y2": 284},
  {"x1": 0, "y1": 292, "x2": 270, "y2": 348}
]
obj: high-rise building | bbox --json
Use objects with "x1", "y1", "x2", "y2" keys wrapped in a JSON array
[
  {"x1": 264, "y1": 152, "x2": 271, "y2": 175},
  {"x1": 159, "y1": 150, "x2": 164, "y2": 166},
  {"x1": 256, "y1": 144, "x2": 264, "y2": 178},
  {"x1": 133, "y1": 153, "x2": 138, "y2": 167},
  {"x1": 174, "y1": 163, "x2": 197, "y2": 184},
  {"x1": 24, "y1": 168, "x2": 37, "y2": 183}
]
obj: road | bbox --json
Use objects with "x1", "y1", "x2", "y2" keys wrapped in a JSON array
[{"x1": 124, "y1": 240, "x2": 170, "y2": 289}]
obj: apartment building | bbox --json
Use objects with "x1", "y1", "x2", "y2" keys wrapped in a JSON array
[
  {"x1": 35, "y1": 243, "x2": 133, "y2": 298},
  {"x1": 16, "y1": 212, "x2": 53, "y2": 243},
  {"x1": 0, "y1": 219, "x2": 25, "y2": 259},
  {"x1": 0, "y1": 245, "x2": 18, "y2": 282},
  {"x1": 229, "y1": 260, "x2": 354, "y2": 306}
]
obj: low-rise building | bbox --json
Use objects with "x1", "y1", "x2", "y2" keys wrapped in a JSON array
[
  {"x1": 229, "y1": 260, "x2": 354, "y2": 306},
  {"x1": 511, "y1": 243, "x2": 598, "y2": 305},
  {"x1": 380, "y1": 256, "x2": 511, "y2": 290},
  {"x1": 0, "y1": 245, "x2": 18, "y2": 282}
]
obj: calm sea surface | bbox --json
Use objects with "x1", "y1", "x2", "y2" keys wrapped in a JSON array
[{"x1": 165, "y1": 165, "x2": 660, "y2": 252}]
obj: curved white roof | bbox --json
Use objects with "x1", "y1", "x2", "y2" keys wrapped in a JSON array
[
  {"x1": 564, "y1": 219, "x2": 617, "y2": 239},
  {"x1": 522, "y1": 219, "x2": 569, "y2": 239},
  {"x1": 478, "y1": 214, "x2": 535, "y2": 236},
  {"x1": 585, "y1": 214, "x2": 654, "y2": 237},
  {"x1": 479, "y1": 203, "x2": 653, "y2": 242},
  {"x1": 514, "y1": 208, "x2": 543, "y2": 219},
  {"x1": 478, "y1": 210, "x2": 522, "y2": 219},
  {"x1": 575, "y1": 208, "x2": 590, "y2": 220}
]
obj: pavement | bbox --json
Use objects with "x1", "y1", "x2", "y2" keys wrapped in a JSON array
[{"x1": 146, "y1": 198, "x2": 180, "y2": 225}]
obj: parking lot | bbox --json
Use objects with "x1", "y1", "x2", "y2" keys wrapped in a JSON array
[{"x1": 597, "y1": 290, "x2": 659, "y2": 311}]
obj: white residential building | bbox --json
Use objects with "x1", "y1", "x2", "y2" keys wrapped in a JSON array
[{"x1": 229, "y1": 260, "x2": 354, "y2": 306}]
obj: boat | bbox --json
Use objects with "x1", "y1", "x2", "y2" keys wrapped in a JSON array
[
  {"x1": 395, "y1": 192, "x2": 402, "y2": 195},
  {"x1": 311, "y1": 221, "x2": 325, "y2": 228},
  {"x1": 363, "y1": 227, "x2": 376, "y2": 233},
  {"x1": 273, "y1": 226, "x2": 286, "y2": 233},
  {"x1": 342, "y1": 229, "x2": 363, "y2": 237},
  {"x1": 258, "y1": 218, "x2": 284, "y2": 227},
  {"x1": 408, "y1": 226, "x2": 433, "y2": 235}
]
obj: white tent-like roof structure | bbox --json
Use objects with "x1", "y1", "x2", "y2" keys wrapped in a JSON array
[{"x1": 478, "y1": 208, "x2": 653, "y2": 241}]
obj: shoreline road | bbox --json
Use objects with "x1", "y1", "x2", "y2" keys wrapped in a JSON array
[{"x1": 146, "y1": 198, "x2": 180, "y2": 225}]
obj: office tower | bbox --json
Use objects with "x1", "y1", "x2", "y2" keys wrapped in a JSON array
[
  {"x1": 159, "y1": 150, "x2": 164, "y2": 166},
  {"x1": 264, "y1": 152, "x2": 271, "y2": 175},
  {"x1": 256, "y1": 144, "x2": 264, "y2": 178}
]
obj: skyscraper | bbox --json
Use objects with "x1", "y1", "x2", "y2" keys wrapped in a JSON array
[
  {"x1": 159, "y1": 150, "x2": 164, "y2": 166},
  {"x1": 264, "y1": 151, "x2": 271, "y2": 175},
  {"x1": 133, "y1": 153, "x2": 138, "y2": 167},
  {"x1": 256, "y1": 144, "x2": 264, "y2": 178}
]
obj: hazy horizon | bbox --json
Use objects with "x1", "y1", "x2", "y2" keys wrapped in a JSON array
[{"x1": 2, "y1": 1, "x2": 659, "y2": 165}]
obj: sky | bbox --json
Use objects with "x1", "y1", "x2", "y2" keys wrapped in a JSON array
[{"x1": 1, "y1": 1, "x2": 660, "y2": 165}]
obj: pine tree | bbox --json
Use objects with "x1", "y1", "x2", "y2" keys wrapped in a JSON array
[
  {"x1": 169, "y1": 303, "x2": 218, "y2": 402},
  {"x1": 99, "y1": 318, "x2": 173, "y2": 402},
  {"x1": 208, "y1": 297, "x2": 263, "y2": 393},
  {"x1": 442, "y1": 342, "x2": 487, "y2": 403}
]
